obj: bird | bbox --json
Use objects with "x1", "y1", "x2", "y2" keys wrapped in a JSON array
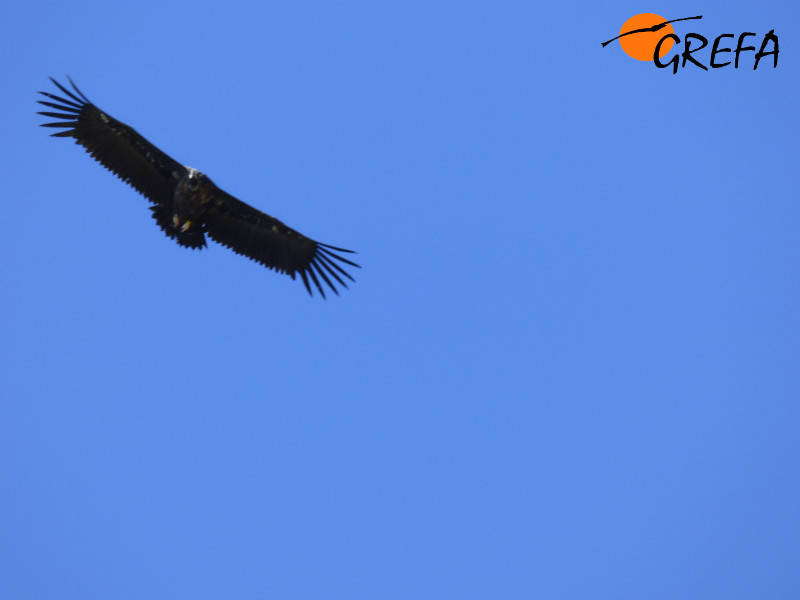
[{"x1": 37, "y1": 77, "x2": 359, "y2": 298}]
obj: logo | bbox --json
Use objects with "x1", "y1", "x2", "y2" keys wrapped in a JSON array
[{"x1": 602, "y1": 14, "x2": 779, "y2": 73}]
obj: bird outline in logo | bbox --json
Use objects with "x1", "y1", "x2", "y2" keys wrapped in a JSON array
[{"x1": 602, "y1": 14, "x2": 703, "y2": 61}]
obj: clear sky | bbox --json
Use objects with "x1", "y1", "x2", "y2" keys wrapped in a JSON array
[{"x1": 2, "y1": 1, "x2": 798, "y2": 598}]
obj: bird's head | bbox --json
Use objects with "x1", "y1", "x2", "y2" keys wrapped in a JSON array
[{"x1": 185, "y1": 167, "x2": 206, "y2": 191}]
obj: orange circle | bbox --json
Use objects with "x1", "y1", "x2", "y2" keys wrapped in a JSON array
[{"x1": 619, "y1": 13, "x2": 675, "y2": 61}]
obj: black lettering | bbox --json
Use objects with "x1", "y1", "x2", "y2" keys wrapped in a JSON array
[
  {"x1": 710, "y1": 34, "x2": 734, "y2": 68},
  {"x1": 654, "y1": 33, "x2": 680, "y2": 74},
  {"x1": 682, "y1": 33, "x2": 709, "y2": 70},
  {"x1": 755, "y1": 30, "x2": 779, "y2": 69},
  {"x1": 735, "y1": 32, "x2": 756, "y2": 68}
]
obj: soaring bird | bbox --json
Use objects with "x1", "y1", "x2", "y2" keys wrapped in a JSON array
[{"x1": 37, "y1": 77, "x2": 359, "y2": 298}]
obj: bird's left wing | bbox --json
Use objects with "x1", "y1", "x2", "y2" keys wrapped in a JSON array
[{"x1": 203, "y1": 187, "x2": 360, "y2": 298}]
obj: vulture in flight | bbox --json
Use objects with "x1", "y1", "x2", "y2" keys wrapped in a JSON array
[{"x1": 37, "y1": 77, "x2": 359, "y2": 298}]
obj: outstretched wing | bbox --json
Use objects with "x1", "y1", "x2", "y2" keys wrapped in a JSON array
[
  {"x1": 204, "y1": 187, "x2": 360, "y2": 298},
  {"x1": 36, "y1": 77, "x2": 203, "y2": 247}
]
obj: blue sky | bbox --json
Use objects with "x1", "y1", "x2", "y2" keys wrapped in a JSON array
[{"x1": 2, "y1": 1, "x2": 798, "y2": 598}]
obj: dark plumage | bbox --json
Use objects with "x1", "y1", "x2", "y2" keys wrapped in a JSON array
[{"x1": 37, "y1": 77, "x2": 359, "y2": 298}]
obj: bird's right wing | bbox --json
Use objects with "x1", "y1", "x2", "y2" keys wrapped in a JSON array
[{"x1": 37, "y1": 77, "x2": 186, "y2": 209}]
